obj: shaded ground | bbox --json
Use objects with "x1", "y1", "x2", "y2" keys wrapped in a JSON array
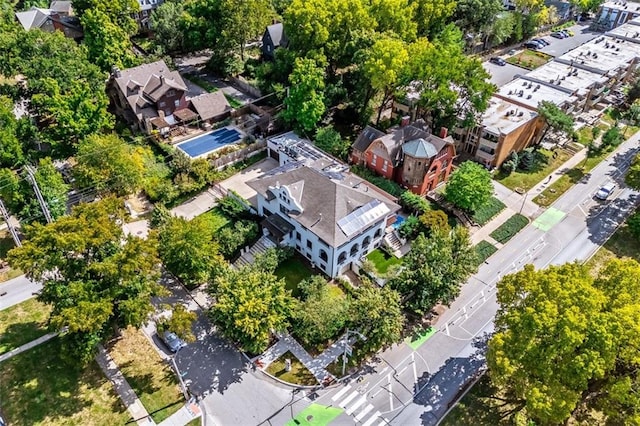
[
  {"x1": 586, "y1": 215, "x2": 640, "y2": 273},
  {"x1": 266, "y1": 351, "x2": 317, "y2": 386},
  {"x1": 0, "y1": 337, "x2": 130, "y2": 425},
  {"x1": 0, "y1": 298, "x2": 51, "y2": 355},
  {"x1": 275, "y1": 255, "x2": 316, "y2": 297}
]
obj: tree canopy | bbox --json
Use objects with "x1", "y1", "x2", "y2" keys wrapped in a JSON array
[
  {"x1": 8, "y1": 198, "x2": 163, "y2": 362},
  {"x1": 282, "y1": 57, "x2": 327, "y2": 133},
  {"x1": 445, "y1": 161, "x2": 493, "y2": 212},
  {"x1": 488, "y1": 260, "x2": 640, "y2": 424},
  {"x1": 537, "y1": 100, "x2": 575, "y2": 142},
  {"x1": 626, "y1": 154, "x2": 640, "y2": 191}
]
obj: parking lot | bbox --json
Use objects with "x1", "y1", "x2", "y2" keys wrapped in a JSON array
[{"x1": 483, "y1": 23, "x2": 601, "y2": 88}]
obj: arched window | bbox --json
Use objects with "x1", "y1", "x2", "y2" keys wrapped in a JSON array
[
  {"x1": 319, "y1": 249, "x2": 328, "y2": 262},
  {"x1": 363, "y1": 236, "x2": 371, "y2": 247},
  {"x1": 374, "y1": 228, "x2": 382, "y2": 238},
  {"x1": 338, "y1": 252, "x2": 347, "y2": 264},
  {"x1": 350, "y1": 244, "x2": 359, "y2": 256}
]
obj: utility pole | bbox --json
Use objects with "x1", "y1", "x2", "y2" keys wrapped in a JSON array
[
  {"x1": 25, "y1": 165, "x2": 53, "y2": 224},
  {"x1": 342, "y1": 329, "x2": 367, "y2": 376},
  {"x1": 0, "y1": 198, "x2": 21, "y2": 247}
]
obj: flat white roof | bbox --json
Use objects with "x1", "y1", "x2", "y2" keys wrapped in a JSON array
[
  {"x1": 481, "y1": 97, "x2": 538, "y2": 135},
  {"x1": 498, "y1": 78, "x2": 574, "y2": 109},
  {"x1": 522, "y1": 61, "x2": 608, "y2": 96},
  {"x1": 600, "y1": 0, "x2": 640, "y2": 13},
  {"x1": 555, "y1": 34, "x2": 639, "y2": 74}
]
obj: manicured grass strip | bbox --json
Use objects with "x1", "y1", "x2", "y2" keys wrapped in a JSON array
[
  {"x1": 366, "y1": 248, "x2": 402, "y2": 275},
  {"x1": 0, "y1": 298, "x2": 52, "y2": 355},
  {"x1": 266, "y1": 351, "x2": 317, "y2": 386},
  {"x1": 475, "y1": 240, "x2": 498, "y2": 266},
  {"x1": 109, "y1": 328, "x2": 183, "y2": 423},
  {"x1": 490, "y1": 214, "x2": 529, "y2": 243},
  {"x1": 0, "y1": 337, "x2": 130, "y2": 425},
  {"x1": 275, "y1": 256, "x2": 316, "y2": 297},
  {"x1": 286, "y1": 404, "x2": 344, "y2": 426},
  {"x1": 472, "y1": 197, "x2": 506, "y2": 226},
  {"x1": 405, "y1": 327, "x2": 437, "y2": 350},
  {"x1": 532, "y1": 207, "x2": 566, "y2": 232},
  {"x1": 495, "y1": 149, "x2": 571, "y2": 192},
  {"x1": 506, "y1": 49, "x2": 552, "y2": 70}
]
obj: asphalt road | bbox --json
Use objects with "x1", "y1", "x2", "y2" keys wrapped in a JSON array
[
  {"x1": 285, "y1": 134, "x2": 640, "y2": 426},
  {"x1": 0, "y1": 275, "x2": 41, "y2": 311}
]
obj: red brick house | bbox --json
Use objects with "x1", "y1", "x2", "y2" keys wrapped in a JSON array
[{"x1": 351, "y1": 121, "x2": 456, "y2": 195}]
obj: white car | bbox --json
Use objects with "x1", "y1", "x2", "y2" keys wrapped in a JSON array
[{"x1": 595, "y1": 182, "x2": 616, "y2": 200}]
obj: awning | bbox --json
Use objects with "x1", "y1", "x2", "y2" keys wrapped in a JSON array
[
  {"x1": 261, "y1": 214, "x2": 294, "y2": 240},
  {"x1": 174, "y1": 108, "x2": 198, "y2": 122},
  {"x1": 150, "y1": 116, "x2": 170, "y2": 129}
]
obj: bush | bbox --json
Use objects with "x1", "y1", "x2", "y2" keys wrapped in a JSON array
[
  {"x1": 490, "y1": 214, "x2": 529, "y2": 243},
  {"x1": 518, "y1": 148, "x2": 534, "y2": 170},
  {"x1": 350, "y1": 165, "x2": 403, "y2": 197},
  {"x1": 215, "y1": 220, "x2": 259, "y2": 258},
  {"x1": 627, "y1": 211, "x2": 640, "y2": 238},
  {"x1": 400, "y1": 191, "x2": 431, "y2": 215},
  {"x1": 218, "y1": 194, "x2": 249, "y2": 219},
  {"x1": 398, "y1": 215, "x2": 420, "y2": 239},
  {"x1": 419, "y1": 210, "x2": 450, "y2": 235}
]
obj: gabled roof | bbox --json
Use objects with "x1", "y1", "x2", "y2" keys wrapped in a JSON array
[
  {"x1": 15, "y1": 8, "x2": 51, "y2": 30},
  {"x1": 266, "y1": 23, "x2": 285, "y2": 47},
  {"x1": 248, "y1": 164, "x2": 399, "y2": 248},
  {"x1": 352, "y1": 125, "x2": 385, "y2": 153},
  {"x1": 189, "y1": 91, "x2": 232, "y2": 121},
  {"x1": 143, "y1": 74, "x2": 187, "y2": 102},
  {"x1": 374, "y1": 124, "x2": 432, "y2": 166}
]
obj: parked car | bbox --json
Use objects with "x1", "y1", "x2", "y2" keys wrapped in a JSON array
[
  {"x1": 532, "y1": 38, "x2": 550, "y2": 46},
  {"x1": 160, "y1": 331, "x2": 187, "y2": 353},
  {"x1": 551, "y1": 31, "x2": 567, "y2": 39},
  {"x1": 564, "y1": 29, "x2": 575, "y2": 36},
  {"x1": 523, "y1": 41, "x2": 541, "y2": 49},
  {"x1": 489, "y1": 57, "x2": 507, "y2": 66},
  {"x1": 595, "y1": 182, "x2": 616, "y2": 200},
  {"x1": 559, "y1": 30, "x2": 571, "y2": 37}
]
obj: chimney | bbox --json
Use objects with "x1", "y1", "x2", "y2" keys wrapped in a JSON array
[
  {"x1": 158, "y1": 110, "x2": 165, "y2": 118},
  {"x1": 439, "y1": 127, "x2": 448, "y2": 139},
  {"x1": 401, "y1": 115, "x2": 410, "y2": 127},
  {"x1": 111, "y1": 66, "x2": 121, "y2": 78},
  {"x1": 159, "y1": 75, "x2": 165, "y2": 85}
]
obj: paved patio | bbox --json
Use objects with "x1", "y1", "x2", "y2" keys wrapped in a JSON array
[{"x1": 218, "y1": 157, "x2": 278, "y2": 208}]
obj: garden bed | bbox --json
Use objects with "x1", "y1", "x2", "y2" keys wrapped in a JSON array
[
  {"x1": 472, "y1": 197, "x2": 506, "y2": 226},
  {"x1": 474, "y1": 240, "x2": 498, "y2": 266},
  {"x1": 265, "y1": 351, "x2": 317, "y2": 385},
  {"x1": 490, "y1": 214, "x2": 529, "y2": 244},
  {"x1": 506, "y1": 49, "x2": 552, "y2": 70}
]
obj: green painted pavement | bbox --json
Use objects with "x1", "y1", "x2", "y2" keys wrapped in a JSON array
[
  {"x1": 405, "y1": 327, "x2": 436, "y2": 350},
  {"x1": 532, "y1": 207, "x2": 566, "y2": 232},
  {"x1": 285, "y1": 404, "x2": 343, "y2": 426}
]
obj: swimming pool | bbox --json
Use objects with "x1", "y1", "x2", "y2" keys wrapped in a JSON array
[
  {"x1": 392, "y1": 215, "x2": 405, "y2": 229},
  {"x1": 176, "y1": 127, "x2": 243, "y2": 158}
]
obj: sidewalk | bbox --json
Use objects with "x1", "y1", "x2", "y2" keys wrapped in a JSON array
[
  {"x1": 95, "y1": 345, "x2": 157, "y2": 426},
  {"x1": 470, "y1": 146, "x2": 588, "y2": 246},
  {"x1": 158, "y1": 401, "x2": 201, "y2": 426},
  {"x1": 0, "y1": 331, "x2": 59, "y2": 363}
]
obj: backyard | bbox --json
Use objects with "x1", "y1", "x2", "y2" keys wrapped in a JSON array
[
  {"x1": 194, "y1": 207, "x2": 231, "y2": 233},
  {"x1": 0, "y1": 336, "x2": 130, "y2": 425},
  {"x1": 0, "y1": 298, "x2": 51, "y2": 355},
  {"x1": 274, "y1": 255, "x2": 316, "y2": 297},
  {"x1": 506, "y1": 49, "x2": 552, "y2": 70},
  {"x1": 366, "y1": 248, "x2": 402, "y2": 275},
  {"x1": 495, "y1": 148, "x2": 571, "y2": 191},
  {"x1": 108, "y1": 327, "x2": 183, "y2": 423}
]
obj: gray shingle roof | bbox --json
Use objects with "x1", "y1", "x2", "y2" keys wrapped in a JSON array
[
  {"x1": 189, "y1": 91, "x2": 232, "y2": 121},
  {"x1": 247, "y1": 165, "x2": 399, "y2": 248},
  {"x1": 352, "y1": 125, "x2": 386, "y2": 153},
  {"x1": 266, "y1": 23, "x2": 285, "y2": 47}
]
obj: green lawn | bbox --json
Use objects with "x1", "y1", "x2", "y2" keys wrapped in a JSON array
[
  {"x1": 0, "y1": 337, "x2": 131, "y2": 425},
  {"x1": 506, "y1": 49, "x2": 552, "y2": 70},
  {"x1": 195, "y1": 207, "x2": 231, "y2": 233},
  {"x1": 274, "y1": 255, "x2": 316, "y2": 297},
  {"x1": 495, "y1": 149, "x2": 571, "y2": 191},
  {"x1": 475, "y1": 240, "x2": 498, "y2": 266},
  {"x1": 586, "y1": 215, "x2": 640, "y2": 274},
  {"x1": 366, "y1": 248, "x2": 402, "y2": 275},
  {"x1": 472, "y1": 197, "x2": 506, "y2": 226},
  {"x1": 0, "y1": 298, "x2": 52, "y2": 355},
  {"x1": 224, "y1": 94, "x2": 243, "y2": 108},
  {"x1": 182, "y1": 74, "x2": 218, "y2": 93},
  {"x1": 490, "y1": 214, "x2": 529, "y2": 244},
  {"x1": 265, "y1": 351, "x2": 317, "y2": 386},
  {"x1": 109, "y1": 328, "x2": 183, "y2": 423}
]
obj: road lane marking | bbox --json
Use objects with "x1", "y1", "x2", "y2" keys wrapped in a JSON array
[
  {"x1": 339, "y1": 390, "x2": 360, "y2": 407},
  {"x1": 412, "y1": 353, "x2": 417, "y2": 382},
  {"x1": 388, "y1": 374, "x2": 393, "y2": 411},
  {"x1": 332, "y1": 385, "x2": 351, "y2": 401},
  {"x1": 346, "y1": 396, "x2": 367, "y2": 415},
  {"x1": 361, "y1": 411, "x2": 382, "y2": 426},
  {"x1": 354, "y1": 404, "x2": 374, "y2": 422}
]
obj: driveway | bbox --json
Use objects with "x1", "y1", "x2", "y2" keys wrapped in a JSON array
[
  {"x1": 482, "y1": 61, "x2": 524, "y2": 87},
  {"x1": 219, "y1": 157, "x2": 279, "y2": 208},
  {"x1": 537, "y1": 24, "x2": 600, "y2": 57}
]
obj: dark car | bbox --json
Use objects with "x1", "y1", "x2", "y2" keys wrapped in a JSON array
[
  {"x1": 160, "y1": 331, "x2": 187, "y2": 353},
  {"x1": 532, "y1": 38, "x2": 550, "y2": 46},
  {"x1": 489, "y1": 57, "x2": 506, "y2": 66},
  {"x1": 523, "y1": 41, "x2": 541, "y2": 49}
]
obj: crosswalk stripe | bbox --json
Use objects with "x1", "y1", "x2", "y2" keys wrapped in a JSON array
[
  {"x1": 339, "y1": 390, "x2": 360, "y2": 407},
  {"x1": 360, "y1": 411, "x2": 381, "y2": 426},
  {"x1": 354, "y1": 404, "x2": 374, "y2": 422},
  {"x1": 378, "y1": 420, "x2": 388, "y2": 426},
  {"x1": 345, "y1": 396, "x2": 367, "y2": 415},
  {"x1": 331, "y1": 385, "x2": 352, "y2": 402}
]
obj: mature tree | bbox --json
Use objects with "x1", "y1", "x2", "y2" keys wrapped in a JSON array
[
  {"x1": 219, "y1": 0, "x2": 275, "y2": 60},
  {"x1": 70, "y1": 0, "x2": 140, "y2": 27},
  {"x1": 399, "y1": 191, "x2": 431, "y2": 215},
  {"x1": 81, "y1": 8, "x2": 139, "y2": 71},
  {"x1": 411, "y1": 0, "x2": 457, "y2": 37},
  {"x1": 537, "y1": 100, "x2": 575, "y2": 143},
  {"x1": 487, "y1": 11, "x2": 517, "y2": 46},
  {"x1": 33, "y1": 157, "x2": 69, "y2": 220},
  {"x1": 419, "y1": 210, "x2": 451, "y2": 235},
  {"x1": 0, "y1": 95, "x2": 25, "y2": 168},
  {"x1": 208, "y1": 266, "x2": 294, "y2": 353},
  {"x1": 74, "y1": 134, "x2": 151, "y2": 196},
  {"x1": 8, "y1": 198, "x2": 163, "y2": 362},
  {"x1": 391, "y1": 226, "x2": 477, "y2": 313},
  {"x1": 626, "y1": 210, "x2": 640, "y2": 238},
  {"x1": 215, "y1": 220, "x2": 259, "y2": 258},
  {"x1": 445, "y1": 161, "x2": 493, "y2": 212},
  {"x1": 314, "y1": 126, "x2": 350, "y2": 159},
  {"x1": 488, "y1": 260, "x2": 640, "y2": 424},
  {"x1": 157, "y1": 304, "x2": 198, "y2": 343},
  {"x1": 293, "y1": 276, "x2": 350, "y2": 346},
  {"x1": 282, "y1": 57, "x2": 326, "y2": 133},
  {"x1": 151, "y1": 1, "x2": 185, "y2": 53},
  {"x1": 453, "y1": 0, "x2": 504, "y2": 34},
  {"x1": 369, "y1": 0, "x2": 418, "y2": 42},
  {"x1": 363, "y1": 36, "x2": 409, "y2": 125},
  {"x1": 601, "y1": 126, "x2": 623, "y2": 149},
  {"x1": 625, "y1": 153, "x2": 640, "y2": 190},
  {"x1": 159, "y1": 216, "x2": 225, "y2": 288}
]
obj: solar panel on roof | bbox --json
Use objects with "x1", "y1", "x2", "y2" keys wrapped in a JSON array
[{"x1": 337, "y1": 200, "x2": 390, "y2": 238}]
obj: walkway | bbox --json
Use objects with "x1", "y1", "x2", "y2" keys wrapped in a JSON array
[
  {"x1": 158, "y1": 400, "x2": 201, "y2": 426},
  {"x1": 470, "y1": 146, "x2": 588, "y2": 245},
  {"x1": 171, "y1": 188, "x2": 220, "y2": 220},
  {"x1": 0, "y1": 331, "x2": 58, "y2": 363},
  {"x1": 95, "y1": 345, "x2": 157, "y2": 426}
]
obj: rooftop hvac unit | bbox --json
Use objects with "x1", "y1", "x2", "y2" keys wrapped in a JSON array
[
  {"x1": 522, "y1": 81, "x2": 528, "y2": 86},
  {"x1": 518, "y1": 112, "x2": 524, "y2": 117},
  {"x1": 527, "y1": 95, "x2": 532, "y2": 99}
]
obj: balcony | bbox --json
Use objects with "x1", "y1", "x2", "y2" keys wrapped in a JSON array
[
  {"x1": 479, "y1": 138, "x2": 498, "y2": 149},
  {"x1": 475, "y1": 149, "x2": 495, "y2": 162}
]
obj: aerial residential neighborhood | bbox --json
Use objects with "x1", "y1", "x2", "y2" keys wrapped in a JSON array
[{"x1": 1, "y1": 0, "x2": 640, "y2": 425}]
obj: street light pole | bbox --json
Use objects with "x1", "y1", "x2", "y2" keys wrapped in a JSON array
[
  {"x1": 341, "y1": 329, "x2": 367, "y2": 377},
  {"x1": 172, "y1": 347, "x2": 190, "y2": 400}
]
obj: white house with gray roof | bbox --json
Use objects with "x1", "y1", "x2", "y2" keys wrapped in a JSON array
[{"x1": 247, "y1": 163, "x2": 400, "y2": 277}]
